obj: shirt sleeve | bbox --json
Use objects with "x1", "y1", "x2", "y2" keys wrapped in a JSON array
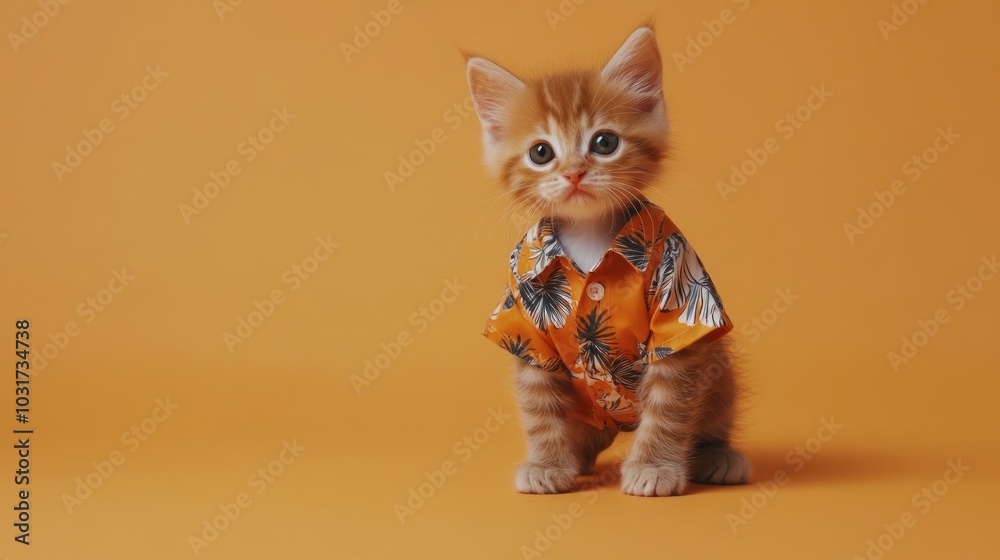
[
  {"x1": 645, "y1": 232, "x2": 733, "y2": 362},
  {"x1": 482, "y1": 268, "x2": 564, "y2": 372}
]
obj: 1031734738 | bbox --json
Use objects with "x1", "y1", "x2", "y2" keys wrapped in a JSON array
[{"x1": 14, "y1": 318, "x2": 33, "y2": 545}]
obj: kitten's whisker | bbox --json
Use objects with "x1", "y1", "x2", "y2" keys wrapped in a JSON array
[
  {"x1": 607, "y1": 184, "x2": 642, "y2": 218},
  {"x1": 487, "y1": 190, "x2": 538, "y2": 242},
  {"x1": 591, "y1": 83, "x2": 615, "y2": 122},
  {"x1": 604, "y1": 184, "x2": 653, "y2": 234},
  {"x1": 483, "y1": 189, "x2": 531, "y2": 233},
  {"x1": 477, "y1": 183, "x2": 525, "y2": 233},
  {"x1": 613, "y1": 185, "x2": 656, "y2": 235},
  {"x1": 499, "y1": 189, "x2": 549, "y2": 243},
  {"x1": 606, "y1": 175, "x2": 679, "y2": 212},
  {"x1": 505, "y1": 196, "x2": 548, "y2": 245},
  {"x1": 477, "y1": 186, "x2": 516, "y2": 207},
  {"x1": 600, "y1": 188, "x2": 635, "y2": 236}
]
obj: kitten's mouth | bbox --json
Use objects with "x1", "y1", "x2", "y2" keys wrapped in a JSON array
[{"x1": 563, "y1": 184, "x2": 593, "y2": 201}]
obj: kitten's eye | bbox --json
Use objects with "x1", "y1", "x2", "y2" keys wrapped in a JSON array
[
  {"x1": 528, "y1": 142, "x2": 555, "y2": 165},
  {"x1": 590, "y1": 132, "x2": 620, "y2": 156}
]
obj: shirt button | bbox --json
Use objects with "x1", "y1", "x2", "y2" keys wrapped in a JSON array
[{"x1": 586, "y1": 282, "x2": 605, "y2": 301}]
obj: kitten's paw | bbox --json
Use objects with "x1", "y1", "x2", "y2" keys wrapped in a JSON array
[
  {"x1": 515, "y1": 463, "x2": 578, "y2": 494},
  {"x1": 693, "y1": 444, "x2": 751, "y2": 485},
  {"x1": 620, "y1": 460, "x2": 687, "y2": 497}
]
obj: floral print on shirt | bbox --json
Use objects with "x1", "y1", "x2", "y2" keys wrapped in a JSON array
[{"x1": 484, "y1": 201, "x2": 732, "y2": 431}]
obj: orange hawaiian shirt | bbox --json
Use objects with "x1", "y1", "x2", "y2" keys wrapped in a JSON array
[{"x1": 483, "y1": 201, "x2": 732, "y2": 431}]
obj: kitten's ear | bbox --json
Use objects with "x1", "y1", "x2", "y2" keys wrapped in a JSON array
[
  {"x1": 466, "y1": 56, "x2": 524, "y2": 142},
  {"x1": 601, "y1": 27, "x2": 663, "y2": 108}
]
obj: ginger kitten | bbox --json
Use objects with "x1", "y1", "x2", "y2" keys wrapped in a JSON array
[{"x1": 468, "y1": 25, "x2": 750, "y2": 496}]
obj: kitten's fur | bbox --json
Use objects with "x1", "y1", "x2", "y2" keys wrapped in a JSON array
[{"x1": 467, "y1": 26, "x2": 750, "y2": 496}]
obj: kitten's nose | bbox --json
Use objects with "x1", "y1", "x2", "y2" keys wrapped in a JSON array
[{"x1": 563, "y1": 168, "x2": 587, "y2": 187}]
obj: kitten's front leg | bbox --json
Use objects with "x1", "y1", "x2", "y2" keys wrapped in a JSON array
[
  {"x1": 621, "y1": 358, "x2": 701, "y2": 496},
  {"x1": 513, "y1": 360, "x2": 581, "y2": 494}
]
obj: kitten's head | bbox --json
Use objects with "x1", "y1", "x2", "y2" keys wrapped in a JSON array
[{"x1": 466, "y1": 26, "x2": 668, "y2": 223}]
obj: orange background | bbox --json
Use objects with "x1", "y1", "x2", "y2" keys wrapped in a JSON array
[{"x1": 1, "y1": 0, "x2": 998, "y2": 558}]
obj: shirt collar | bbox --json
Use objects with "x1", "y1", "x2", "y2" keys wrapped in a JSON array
[{"x1": 514, "y1": 200, "x2": 664, "y2": 279}]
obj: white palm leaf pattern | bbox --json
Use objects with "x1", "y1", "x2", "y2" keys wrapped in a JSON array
[
  {"x1": 613, "y1": 230, "x2": 652, "y2": 271},
  {"x1": 498, "y1": 333, "x2": 534, "y2": 362},
  {"x1": 509, "y1": 240, "x2": 524, "y2": 274},
  {"x1": 489, "y1": 285, "x2": 516, "y2": 320},
  {"x1": 653, "y1": 233, "x2": 680, "y2": 307},
  {"x1": 656, "y1": 232, "x2": 726, "y2": 327},
  {"x1": 605, "y1": 354, "x2": 643, "y2": 396},
  {"x1": 527, "y1": 219, "x2": 562, "y2": 276},
  {"x1": 517, "y1": 268, "x2": 573, "y2": 331}
]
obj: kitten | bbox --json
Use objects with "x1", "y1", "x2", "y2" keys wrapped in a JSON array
[{"x1": 467, "y1": 25, "x2": 750, "y2": 496}]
